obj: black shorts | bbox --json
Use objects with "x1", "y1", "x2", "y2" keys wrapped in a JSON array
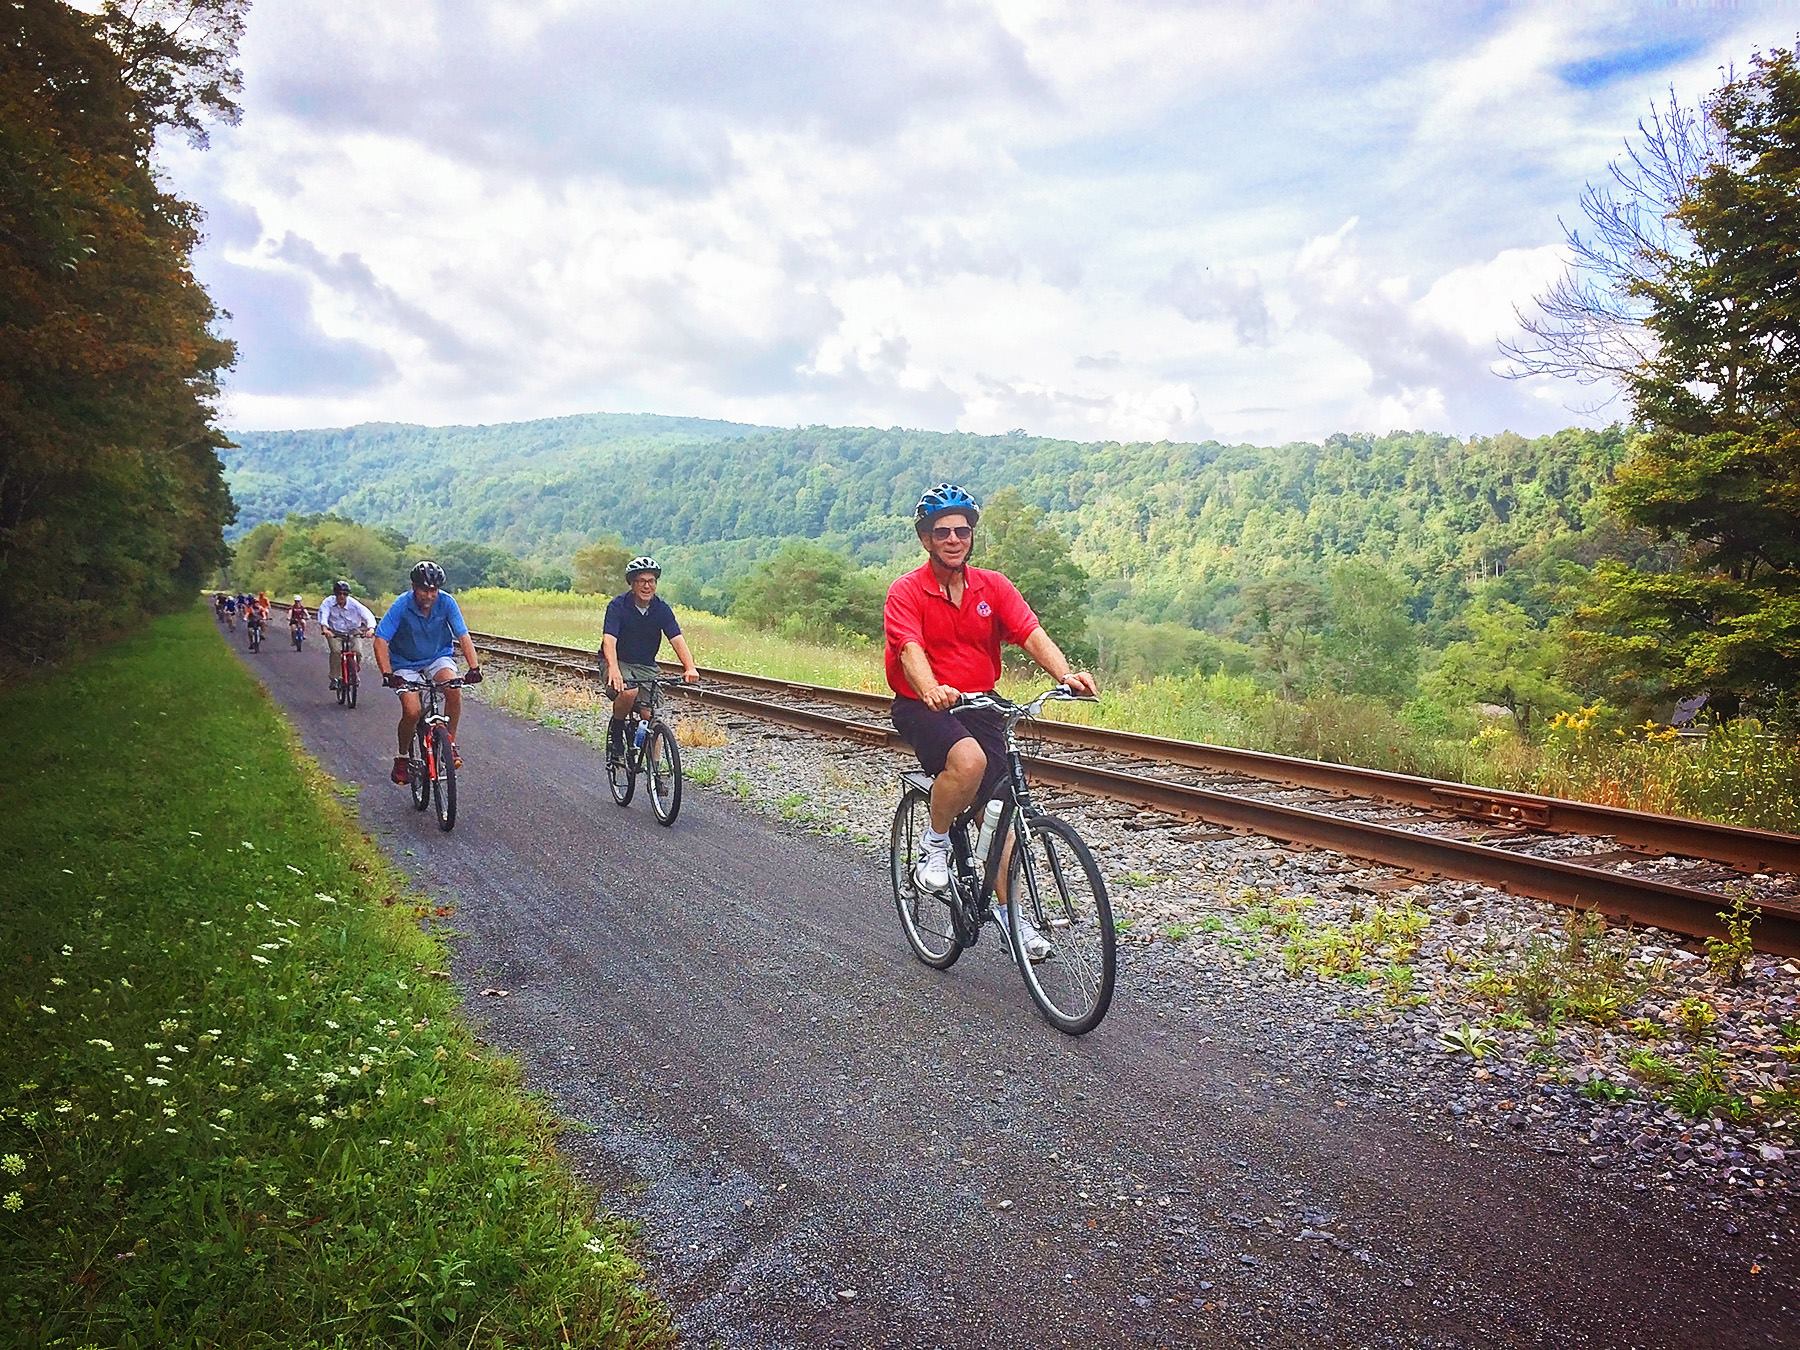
[{"x1": 891, "y1": 696, "x2": 1012, "y2": 804}]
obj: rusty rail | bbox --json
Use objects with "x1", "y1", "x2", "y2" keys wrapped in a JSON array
[{"x1": 467, "y1": 630, "x2": 1800, "y2": 957}]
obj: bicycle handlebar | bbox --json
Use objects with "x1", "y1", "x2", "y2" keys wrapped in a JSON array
[
  {"x1": 950, "y1": 686, "x2": 1097, "y2": 721},
  {"x1": 387, "y1": 674, "x2": 472, "y2": 691}
]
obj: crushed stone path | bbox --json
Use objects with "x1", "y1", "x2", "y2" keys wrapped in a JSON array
[{"x1": 228, "y1": 632, "x2": 1796, "y2": 1348}]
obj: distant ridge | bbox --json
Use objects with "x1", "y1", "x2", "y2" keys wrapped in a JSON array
[{"x1": 220, "y1": 413, "x2": 1632, "y2": 632}]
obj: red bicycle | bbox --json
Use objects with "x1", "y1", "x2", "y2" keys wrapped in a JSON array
[
  {"x1": 334, "y1": 633, "x2": 369, "y2": 709},
  {"x1": 392, "y1": 673, "x2": 465, "y2": 831}
]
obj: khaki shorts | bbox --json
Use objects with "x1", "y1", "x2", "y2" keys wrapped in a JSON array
[
  {"x1": 605, "y1": 660, "x2": 662, "y2": 702},
  {"x1": 325, "y1": 632, "x2": 371, "y2": 666}
]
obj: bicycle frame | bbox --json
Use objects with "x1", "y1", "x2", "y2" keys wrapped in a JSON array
[
  {"x1": 393, "y1": 673, "x2": 459, "y2": 727},
  {"x1": 931, "y1": 688, "x2": 1084, "y2": 943}
]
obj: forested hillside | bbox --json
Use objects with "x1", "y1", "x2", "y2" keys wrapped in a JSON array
[
  {"x1": 224, "y1": 419, "x2": 1642, "y2": 640},
  {"x1": 224, "y1": 411, "x2": 764, "y2": 546}
]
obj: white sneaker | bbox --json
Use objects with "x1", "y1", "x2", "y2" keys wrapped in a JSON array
[
  {"x1": 914, "y1": 839, "x2": 951, "y2": 892},
  {"x1": 1004, "y1": 906, "x2": 1052, "y2": 963}
]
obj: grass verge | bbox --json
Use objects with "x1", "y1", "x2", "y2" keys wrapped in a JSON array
[{"x1": 0, "y1": 608, "x2": 670, "y2": 1348}]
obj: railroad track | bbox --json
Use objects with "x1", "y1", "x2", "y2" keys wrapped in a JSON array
[{"x1": 460, "y1": 629, "x2": 1800, "y2": 957}]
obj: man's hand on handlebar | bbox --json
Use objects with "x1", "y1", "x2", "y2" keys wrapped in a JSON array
[
  {"x1": 381, "y1": 671, "x2": 404, "y2": 688},
  {"x1": 922, "y1": 682, "x2": 962, "y2": 712},
  {"x1": 463, "y1": 667, "x2": 483, "y2": 684},
  {"x1": 1059, "y1": 671, "x2": 1099, "y2": 697},
  {"x1": 681, "y1": 667, "x2": 700, "y2": 685}
]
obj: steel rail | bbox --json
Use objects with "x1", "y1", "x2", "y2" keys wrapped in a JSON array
[
  {"x1": 469, "y1": 629, "x2": 1800, "y2": 874},
  {"x1": 467, "y1": 631, "x2": 1800, "y2": 956}
]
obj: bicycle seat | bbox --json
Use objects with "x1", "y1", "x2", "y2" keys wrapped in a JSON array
[{"x1": 901, "y1": 771, "x2": 936, "y2": 794}]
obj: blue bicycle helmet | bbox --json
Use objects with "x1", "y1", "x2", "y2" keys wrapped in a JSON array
[{"x1": 914, "y1": 482, "x2": 981, "y2": 530}]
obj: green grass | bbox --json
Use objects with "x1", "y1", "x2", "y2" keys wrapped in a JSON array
[
  {"x1": 461, "y1": 589, "x2": 885, "y2": 692},
  {"x1": 0, "y1": 609, "x2": 669, "y2": 1348}
]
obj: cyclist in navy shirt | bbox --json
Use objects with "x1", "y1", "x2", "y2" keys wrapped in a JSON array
[
  {"x1": 601, "y1": 555, "x2": 698, "y2": 766},
  {"x1": 374, "y1": 559, "x2": 483, "y2": 785}
]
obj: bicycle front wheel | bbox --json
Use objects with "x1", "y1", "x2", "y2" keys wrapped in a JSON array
[
  {"x1": 1008, "y1": 815, "x2": 1115, "y2": 1035},
  {"x1": 608, "y1": 738, "x2": 636, "y2": 806},
  {"x1": 431, "y1": 725, "x2": 456, "y2": 831},
  {"x1": 647, "y1": 723, "x2": 682, "y2": 825},
  {"x1": 890, "y1": 790, "x2": 961, "y2": 970},
  {"x1": 410, "y1": 726, "x2": 431, "y2": 812}
]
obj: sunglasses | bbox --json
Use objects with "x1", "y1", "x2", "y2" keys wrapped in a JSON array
[{"x1": 931, "y1": 525, "x2": 973, "y2": 541}]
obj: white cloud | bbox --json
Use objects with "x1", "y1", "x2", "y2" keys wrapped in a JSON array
[{"x1": 167, "y1": 0, "x2": 1800, "y2": 441}]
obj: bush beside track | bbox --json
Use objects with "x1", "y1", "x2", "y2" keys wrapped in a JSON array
[{"x1": 0, "y1": 608, "x2": 670, "y2": 1347}]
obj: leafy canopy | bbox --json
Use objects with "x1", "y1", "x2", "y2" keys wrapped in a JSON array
[{"x1": 1569, "y1": 48, "x2": 1800, "y2": 710}]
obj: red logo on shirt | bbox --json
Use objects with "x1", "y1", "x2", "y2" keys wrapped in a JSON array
[{"x1": 976, "y1": 600, "x2": 992, "y2": 617}]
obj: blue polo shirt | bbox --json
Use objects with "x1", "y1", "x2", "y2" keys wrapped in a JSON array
[
  {"x1": 603, "y1": 592, "x2": 681, "y2": 664},
  {"x1": 376, "y1": 590, "x2": 469, "y2": 669}
]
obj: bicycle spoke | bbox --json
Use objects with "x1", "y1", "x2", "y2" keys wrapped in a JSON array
[{"x1": 1010, "y1": 816, "x2": 1115, "y2": 1034}]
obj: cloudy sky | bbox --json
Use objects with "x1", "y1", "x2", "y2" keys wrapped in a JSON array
[{"x1": 165, "y1": 1, "x2": 1797, "y2": 444}]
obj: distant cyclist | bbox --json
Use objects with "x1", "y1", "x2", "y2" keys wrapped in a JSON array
[
  {"x1": 600, "y1": 556, "x2": 699, "y2": 767},
  {"x1": 884, "y1": 483, "x2": 1098, "y2": 961},
  {"x1": 373, "y1": 560, "x2": 483, "y2": 785},
  {"x1": 318, "y1": 579, "x2": 377, "y2": 692},
  {"x1": 221, "y1": 593, "x2": 237, "y2": 630},
  {"x1": 255, "y1": 590, "x2": 271, "y2": 622}
]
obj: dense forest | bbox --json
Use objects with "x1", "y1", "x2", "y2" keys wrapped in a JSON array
[
  {"x1": 224, "y1": 421, "x2": 1646, "y2": 643},
  {"x1": 1, "y1": 1, "x2": 242, "y2": 666}
]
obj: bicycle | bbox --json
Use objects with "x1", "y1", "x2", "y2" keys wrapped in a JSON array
[
  {"x1": 245, "y1": 612, "x2": 265, "y2": 652},
  {"x1": 290, "y1": 619, "x2": 306, "y2": 652},
  {"x1": 889, "y1": 687, "x2": 1117, "y2": 1035},
  {"x1": 606, "y1": 676, "x2": 683, "y2": 826},
  {"x1": 391, "y1": 673, "x2": 464, "y2": 831},
  {"x1": 333, "y1": 634, "x2": 366, "y2": 709}
]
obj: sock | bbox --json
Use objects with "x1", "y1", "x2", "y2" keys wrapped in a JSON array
[{"x1": 923, "y1": 828, "x2": 950, "y2": 849}]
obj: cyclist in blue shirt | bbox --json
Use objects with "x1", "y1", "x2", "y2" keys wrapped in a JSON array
[
  {"x1": 373, "y1": 560, "x2": 483, "y2": 785},
  {"x1": 601, "y1": 556, "x2": 698, "y2": 766}
]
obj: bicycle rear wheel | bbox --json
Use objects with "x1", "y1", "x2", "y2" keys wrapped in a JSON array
[
  {"x1": 1008, "y1": 815, "x2": 1115, "y2": 1035},
  {"x1": 431, "y1": 724, "x2": 456, "y2": 831},
  {"x1": 890, "y1": 790, "x2": 962, "y2": 969},
  {"x1": 410, "y1": 726, "x2": 431, "y2": 812},
  {"x1": 608, "y1": 736, "x2": 636, "y2": 805},
  {"x1": 647, "y1": 723, "x2": 682, "y2": 825}
]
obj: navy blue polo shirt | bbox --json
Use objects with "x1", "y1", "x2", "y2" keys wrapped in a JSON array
[
  {"x1": 603, "y1": 593, "x2": 681, "y2": 663},
  {"x1": 376, "y1": 590, "x2": 468, "y2": 668}
]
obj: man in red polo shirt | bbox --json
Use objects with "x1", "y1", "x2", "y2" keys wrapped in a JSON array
[{"x1": 885, "y1": 483, "x2": 1098, "y2": 959}]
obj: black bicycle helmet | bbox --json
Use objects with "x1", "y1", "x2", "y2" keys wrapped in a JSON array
[
  {"x1": 914, "y1": 483, "x2": 981, "y2": 529},
  {"x1": 410, "y1": 559, "x2": 446, "y2": 589},
  {"x1": 332, "y1": 579, "x2": 351, "y2": 594},
  {"x1": 625, "y1": 555, "x2": 661, "y2": 580}
]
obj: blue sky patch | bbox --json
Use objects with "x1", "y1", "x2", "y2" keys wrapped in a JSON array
[{"x1": 1558, "y1": 37, "x2": 1707, "y2": 89}]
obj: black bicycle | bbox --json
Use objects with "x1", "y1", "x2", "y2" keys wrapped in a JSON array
[
  {"x1": 606, "y1": 677, "x2": 682, "y2": 826},
  {"x1": 392, "y1": 674, "x2": 465, "y2": 831},
  {"x1": 890, "y1": 687, "x2": 1116, "y2": 1035},
  {"x1": 245, "y1": 611, "x2": 265, "y2": 653}
]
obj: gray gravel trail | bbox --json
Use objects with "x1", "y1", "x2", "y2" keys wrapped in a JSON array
[{"x1": 229, "y1": 632, "x2": 1796, "y2": 1348}]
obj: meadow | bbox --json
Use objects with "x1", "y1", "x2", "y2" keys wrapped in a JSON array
[{"x1": 0, "y1": 609, "x2": 669, "y2": 1347}]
